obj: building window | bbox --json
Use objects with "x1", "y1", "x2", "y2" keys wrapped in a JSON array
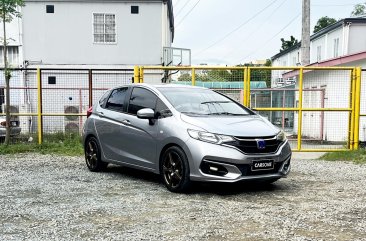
[
  {"x1": 48, "y1": 76, "x2": 56, "y2": 85},
  {"x1": 93, "y1": 13, "x2": 116, "y2": 43},
  {"x1": 46, "y1": 5, "x2": 54, "y2": 13},
  {"x1": 131, "y1": 6, "x2": 139, "y2": 14},
  {"x1": 333, "y1": 38, "x2": 339, "y2": 58},
  {"x1": 0, "y1": 46, "x2": 19, "y2": 66},
  {"x1": 317, "y1": 46, "x2": 322, "y2": 62}
]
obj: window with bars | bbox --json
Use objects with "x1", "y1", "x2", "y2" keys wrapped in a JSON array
[
  {"x1": 93, "y1": 13, "x2": 116, "y2": 43},
  {"x1": 0, "y1": 46, "x2": 19, "y2": 66}
]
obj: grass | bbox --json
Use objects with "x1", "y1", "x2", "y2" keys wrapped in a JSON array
[
  {"x1": 0, "y1": 132, "x2": 84, "y2": 156},
  {"x1": 320, "y1": 148, "x2": 366, "y2": 164}
]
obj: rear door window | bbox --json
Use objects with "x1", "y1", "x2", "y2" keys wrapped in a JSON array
[
  {"x1": 105, "y1": 87, "x2": 128, "y2": 112},
  {"x1": 128, "y1": 87, "x2": 157, "y2": 115}
]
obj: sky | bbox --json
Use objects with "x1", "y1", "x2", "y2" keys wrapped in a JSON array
[{"x1": 171, "y1": 0, "x2": 359, "y2": 66}]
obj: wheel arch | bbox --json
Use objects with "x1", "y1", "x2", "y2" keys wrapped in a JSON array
[{"x1": 158, "y1": 143, "x2": 191, "y2": 174}]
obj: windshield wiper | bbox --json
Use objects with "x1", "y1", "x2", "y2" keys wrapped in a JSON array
[
  {"x1": 208, "y1": 112, "x2": 249, "y2": 116},
  {"x1": 201, "y1": 101, "x2": 231, "y2": 105},
  {"x1": 180, "y1": 111, "x2": 208, "y2": 116}
]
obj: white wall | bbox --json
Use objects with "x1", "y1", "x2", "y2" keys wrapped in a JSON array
[
  {"x1": 22, "y1": 1, "x2": 170, "y2": 65},
  {"x1": 348, "y1": 24, "x2": 366, "y2": 55},
  {"x1": 0, "y1": 12, "x2": 22, "y2": 46}
]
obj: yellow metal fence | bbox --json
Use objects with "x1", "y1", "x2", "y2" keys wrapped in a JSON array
[
  {"x1": 1, "y1": 66, "x2": 362, "y2": 151},
  {"x1": 136, "y1": 66, "x2": 362, "y2": 152}
]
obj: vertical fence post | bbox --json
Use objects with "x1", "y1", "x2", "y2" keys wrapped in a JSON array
[
  {"x1": 243, "y1": 68, "x2": 247, "y2": 106},
  {"x1": 297, "y1": 67, "x2": 304, "y2": 151},
  {"x1": 192, "y1": 68, "x2": 196, "y2": 86},
  {"x1": 133, "y1": 66, "x2": 139, "y2": 84},
  {"x1": 139, "y1": 67, "x2": 144, "y2": 83},
  {"x1": 88, "y1": 69, "x2": 93, "y2": 107},
  {"x1": 349, "y1": 68, "x2": 356, "y2": 150},
  {"x1": 37, "y1": 68, "x2": 43, "y2": 144},
  {"x1": 354, "y1": 67, "x2": 362, "y2": 150},
  {"x1": 246, "y1": 67, "x2": 251, "y2": 107}
]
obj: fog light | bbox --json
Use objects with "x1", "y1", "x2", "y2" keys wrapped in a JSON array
[{"x1": 200, "y1": 161, "x2": 228, "y2": 176}]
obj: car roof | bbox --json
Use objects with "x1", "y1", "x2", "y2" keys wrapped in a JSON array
[{"x1": 114, "y1": 83, "x2": 208, "y2": 91}]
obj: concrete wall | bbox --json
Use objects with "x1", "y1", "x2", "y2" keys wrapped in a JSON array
[
  {"x1": 22, "y1": 1, "x2": 170, "y2": 65},
  {"x1": 348, "y1": 24, "x2": 366, "y2": 55}
]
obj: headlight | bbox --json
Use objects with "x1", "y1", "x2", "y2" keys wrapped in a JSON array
[
  {"x1": 276, "y1": 130, "x2": 287, "y2": 142},
  {"x1": 187, "y1": 129, "x2": 234, "y2": 144}
]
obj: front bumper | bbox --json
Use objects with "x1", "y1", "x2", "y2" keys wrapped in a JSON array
[{"x1": 185, "y1": 138, "x2": 291, "y2": 183}]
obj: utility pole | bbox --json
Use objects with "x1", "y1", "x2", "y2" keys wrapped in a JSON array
[{"x1": 301, "y1": 0, "x2": 310, "y2": 66}]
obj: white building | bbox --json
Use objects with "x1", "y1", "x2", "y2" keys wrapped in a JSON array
[
  {"x1": 271, "y1": 18, "x2": 366, "y2": 143},
  {"x1": 0, "y1": 0, "x2": 177, "y2": 134}
]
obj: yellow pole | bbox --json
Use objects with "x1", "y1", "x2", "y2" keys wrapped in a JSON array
[
  {"x1": 133, "y1": 66, "x2": 139, "y2": 84},
  {"x1": 246, "y1": 67, "x2": 251, "y2": 107},
  {"x1": 353, "y1": 67, "x2": 362, "y2": 149},
  {"x1": 243, "y1": 68, "x2": 247, "y2": 105},
  {"x1": 139, "y1": 67, "x2": 144, "y2": 83},
  {"x1": 349, "y1": 68, "x2": 356, "y2": 150},
  {"x1": 297, "y1": 67, "x2": 304, "y2": 151},
  {"x1": 37, "y1": 68, "x2": 43, "y2": 144},
  {"x1": 192, "y1": 68, "x2": 196, "y2": 86}
]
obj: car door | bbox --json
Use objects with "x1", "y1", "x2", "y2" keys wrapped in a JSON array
[
  {"x1": 94, "y1": 87, "x2": 130, "y2": 161},
  {"x1": 115, "y1": 87, "x2": 159, "y2": 169}
]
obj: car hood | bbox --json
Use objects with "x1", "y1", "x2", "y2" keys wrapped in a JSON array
[{"x1": 180, "y1": 114, "x2": 279, "y2": 137}]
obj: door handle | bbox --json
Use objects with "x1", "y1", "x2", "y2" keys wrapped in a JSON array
[
  {"x1": 121, "y1": 119, "x2": 131, "y2": 125},
  {"x1": 99, "y1": 112, "x2": 105, "y2": 117}
]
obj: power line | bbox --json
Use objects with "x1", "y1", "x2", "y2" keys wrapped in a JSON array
[
  {"x1": 222, "y1": 0, "x2": 289, "y2": 60},
  {"x1": 236, "y1": 13, "x2": 301, "y2": 64},
  {"x1": 175, "y1": 0, "x2": 192, "y2": 17},
  {"x1": 194, "y1": 0, "x2": 279, "y2": 57},
  {"x1": 176, "y1": 0, "x2": 201, "y2": 28},
  {"x1": 312, "y1": 3, "x2": 361, "y2": 7}
]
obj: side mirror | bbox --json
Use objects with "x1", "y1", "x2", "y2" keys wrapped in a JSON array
[{"x1": 137, "y1": 108, "x2": 155, "y2": 119}]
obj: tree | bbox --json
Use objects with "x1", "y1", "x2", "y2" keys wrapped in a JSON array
[
  {"x1": 1, "y1": 0, "x2": 25, "y2": 145},
  {"x1": 351, "y1": 2, "x2": 366, "y2": 16},
  {"x1": 280, "y1": 36, "x2": 298, "y2": 52},
  {"x1": 177, "y1": 73, "x2": 191, "y2": 82},
  {"x1": 313, "y1": 16, "x2": 337, "y2": 33}
]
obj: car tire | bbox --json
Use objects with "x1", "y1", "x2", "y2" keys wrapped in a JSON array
[
  {"x1": 160, "y1": 146, "x2": 191, "y2": 193},
  {"x1": 85, "y1": 136, "x2": 108, "y2": 172}
]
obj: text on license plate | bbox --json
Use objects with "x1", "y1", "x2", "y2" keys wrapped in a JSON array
[{"x1": 252, "y1": 160, "x2": 274, "y2": 171}]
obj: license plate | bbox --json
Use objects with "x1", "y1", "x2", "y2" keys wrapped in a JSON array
[{"x1": 252, "y1": 160, "x2": 274, "y2": 171}]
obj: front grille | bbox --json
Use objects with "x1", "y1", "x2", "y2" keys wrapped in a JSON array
[
  {"x1": 236, "y1": 162, "x2": 283, "y2": 176},
  {"x1": 225, "y1": 136, "x2": 283, "y2": 154}
]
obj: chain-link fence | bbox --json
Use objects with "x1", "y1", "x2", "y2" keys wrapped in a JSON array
[
  {"x1": 361, "y1": 69, "x2": 366, "y2": 146},
  {"x1": 1, "y1": 66, "x2": 362, "y2": 151},
  {"x1": 0, "y1": 68, "x2": 133, "y2": 144},
  {"x1": 139, "y1": 66, "x2": 360, "y2": 151}
]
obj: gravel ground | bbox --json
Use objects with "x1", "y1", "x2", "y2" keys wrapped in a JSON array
[{"x1": 1, "y1": 153, "x2": 366, "y2": 241}]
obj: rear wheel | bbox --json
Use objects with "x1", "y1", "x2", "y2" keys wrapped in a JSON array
[
  {"x1": 85, "y1": 137, "x2": 108, "y2": 172},
  {"x1": 160, "y1": 146, "x2": 191, "y2": 193}
]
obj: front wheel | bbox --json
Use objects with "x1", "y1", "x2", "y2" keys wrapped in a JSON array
[
  {"x1": 85, "y1": 137, "x2": 108, "y2": 172},
  {"x1": 160, "y1": 146, "x2": 191, "y2": 193}
]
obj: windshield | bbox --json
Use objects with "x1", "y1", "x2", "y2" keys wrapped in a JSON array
[{"x1": 157, "y1": 87, "x2": 252, "y2": 116}]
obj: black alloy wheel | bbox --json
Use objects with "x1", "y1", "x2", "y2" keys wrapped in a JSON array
[
  {"x1": 85, "y1": 137, "x2": 108, "y2": 172},
  {"x1": 161, "y1": 146, "x2": 191, "y2": 192}
]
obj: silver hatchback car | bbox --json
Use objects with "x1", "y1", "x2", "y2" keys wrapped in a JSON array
[{"x1": 83, "y1": 84, "x2": 291, "y2": 192}]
